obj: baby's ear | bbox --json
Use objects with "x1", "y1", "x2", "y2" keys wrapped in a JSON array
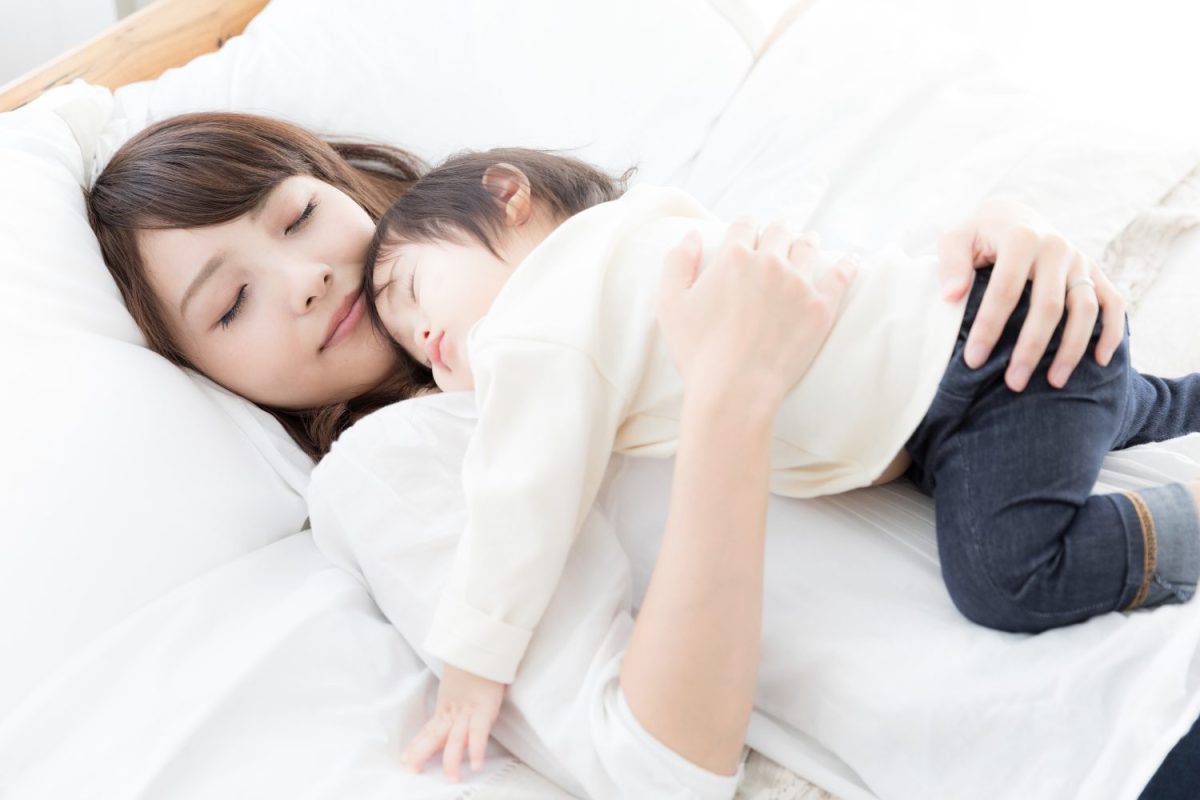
[{"x1": 481, "y1": 162, "x2": 532, "y2": 226}]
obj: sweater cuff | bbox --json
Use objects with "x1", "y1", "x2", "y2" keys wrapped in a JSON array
[{"x1": 422, "y1": 593, "x2": 533, "y2": 684}]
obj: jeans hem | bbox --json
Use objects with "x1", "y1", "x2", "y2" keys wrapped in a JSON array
[{"x1": 1120, "y1": 483, "x2": 1200, "y2": 610}]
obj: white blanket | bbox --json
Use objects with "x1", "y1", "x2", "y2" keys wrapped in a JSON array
[
  {"x1": 7, "y1": 399, "x2": 1199, "y2": 800},
  {"x1": 0, "y1": 532, "x2": 561, "y2": 799}
]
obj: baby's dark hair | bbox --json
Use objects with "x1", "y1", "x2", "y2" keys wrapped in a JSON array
[{"x1": 361, "y1": 146, "x2": 637, "y2": 372}]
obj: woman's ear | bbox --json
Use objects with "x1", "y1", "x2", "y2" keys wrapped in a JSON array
[{"x1": 481, "y1": 163, "x2": 533, "y2": 227}]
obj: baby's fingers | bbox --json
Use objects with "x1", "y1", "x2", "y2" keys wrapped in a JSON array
[
  {"x1": 400, "y1": 715, "x2": 453, "y2": 774},
  {"x1": 468, "y1": 706, "x2": 496, "y2": 772},
  {"x1": 442, "y1": 714, "x2": 470, "y2": 782}
]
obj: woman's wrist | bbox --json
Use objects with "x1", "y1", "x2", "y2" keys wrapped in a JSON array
[{"x1": 681, "y1": 374, "x2": 784, "y2": 430}]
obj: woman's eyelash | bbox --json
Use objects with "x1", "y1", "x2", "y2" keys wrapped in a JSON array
[
  {"x1": 285, "y1": 199, "x2": 318, "y2": 235},
  {"x1": 219, "y1": 286, "x2": 247, "y2": 329},
  {"x1": 407, "y1": 265, "x2": 418, "y2": 302}
]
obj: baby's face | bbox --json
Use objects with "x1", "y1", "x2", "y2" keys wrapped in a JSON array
[{"x1": 370, "y1": 236, "x2": 518, "y2": 392}]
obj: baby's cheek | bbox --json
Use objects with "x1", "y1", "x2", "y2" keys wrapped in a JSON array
[
  {"x1": 440, "y1": 360, "x2": 475, "y2": 392},
  {"x1": 372, "y1": 302, "x2": 405, "y2": 345}
]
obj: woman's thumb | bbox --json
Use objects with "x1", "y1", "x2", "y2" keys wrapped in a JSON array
[
  {"x1": 660, "y1": 230, "x2": 702, "y2": 297},
  {"x1": 816, "y1": 254, "x2": 859, "y2": 307}
]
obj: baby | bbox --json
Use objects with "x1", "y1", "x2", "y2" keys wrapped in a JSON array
[{"x1": 361, "y1": 146, "x2": 1200, "y2": 774}]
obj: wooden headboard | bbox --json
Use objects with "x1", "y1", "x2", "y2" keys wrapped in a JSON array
[{"x1": 0, "y1": 0, "x2": 270, "y2": 113}]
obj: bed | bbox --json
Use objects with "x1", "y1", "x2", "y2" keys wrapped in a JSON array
[{"x1": 3, "y1": 1, "x2": 1200, "y2": 798}]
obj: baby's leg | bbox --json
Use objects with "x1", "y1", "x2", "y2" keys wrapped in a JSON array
[
  {"x1": 905, "y1": 270, "x2": 1200, "y2": 632},
  {"x1": 927, "y1": 422, "x2": 1200, "y2": 632},
  {"x1": 1115, "y1": 369, "x2": 1200, "y2": 448}
]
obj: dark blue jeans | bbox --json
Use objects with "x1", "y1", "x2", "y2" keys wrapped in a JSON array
[
  {"x1": 903, "y1": 265, "x2": 1200, "y2": 633},
  {"x1": 1140, "y1": 710, "x2": 1200, "y2": 798}
]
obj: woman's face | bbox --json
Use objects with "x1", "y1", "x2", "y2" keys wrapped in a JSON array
[{"x1": 138, "y1": 175, "x2": 398, "y2": 409}]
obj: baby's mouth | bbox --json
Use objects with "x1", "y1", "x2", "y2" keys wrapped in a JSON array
[{"x1": 429, "y1": 330, "x2": 449, "y2": 371}]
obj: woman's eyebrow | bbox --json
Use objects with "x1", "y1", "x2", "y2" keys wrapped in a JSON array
[
  {"x1": 248, "y1": 184, "x2": 280, "y2": 223},
  {"x1": 180, "y1": 251, "x2": 228, "y2": 318}
]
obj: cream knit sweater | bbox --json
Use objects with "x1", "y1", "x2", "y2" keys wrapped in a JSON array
[{"x1": 423, "y1": 183, "x2": 968, "y2": 682}]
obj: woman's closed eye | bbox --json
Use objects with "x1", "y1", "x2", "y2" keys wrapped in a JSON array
[
  {"x1": 219, "y1": 286, "x2": 247, "y2": 329},
  {"x1": 285, "y1": 199, "x2": 318, "y2": 235}
]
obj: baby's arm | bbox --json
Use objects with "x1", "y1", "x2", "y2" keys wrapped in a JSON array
[{"x1": 422, "y1": 337, "x2": 628, "y2": 684}]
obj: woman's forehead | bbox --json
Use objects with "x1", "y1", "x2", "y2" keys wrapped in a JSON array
[{"x1": 136, "y1": 226, "x2": 220, "y2": 309}]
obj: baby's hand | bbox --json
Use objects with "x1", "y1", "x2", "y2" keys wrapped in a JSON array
[{"x1": 400, "y1": 664, "x2": 506, "y2": 782}]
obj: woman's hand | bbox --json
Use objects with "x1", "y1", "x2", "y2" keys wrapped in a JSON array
[
  {"x1": 937, "y1": 196, "x2": 1127, "y2": 392},
  {"x1": 400, "y1": 664, "x2": 506, "y2": 782},
  {"x1": 657, "y1": 217, "x2": 858, "y2": 411}
]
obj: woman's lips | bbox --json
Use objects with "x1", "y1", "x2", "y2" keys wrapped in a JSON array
[{"x1": 322, "y1": 291, "x2": 366, "y2": 352}]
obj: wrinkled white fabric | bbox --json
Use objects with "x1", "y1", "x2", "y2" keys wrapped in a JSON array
[
  {"x1": 308, "y1": 390, "x2": 1200, "y2": 800},
  {"x1": 308, "y1": 391, "x2": 747, "y2": 800}
]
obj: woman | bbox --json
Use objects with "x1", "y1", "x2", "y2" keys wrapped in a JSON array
[{"x1": 86, "y1": 112, "x2": 1191, "y2": 797}]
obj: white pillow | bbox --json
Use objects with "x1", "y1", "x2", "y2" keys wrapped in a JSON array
[
  {"x1": 0, "y1": 85, "x2": 310, "y2": 722},
  {"x1": 0, "y1": 0, "x2": 760, "y2": 722},
  {"x1": 681, "y1": 0, "x2": 1200, "y2": 269},
  {"x1": 96, "y1": 0, "x2": 757, "y2": 184}
]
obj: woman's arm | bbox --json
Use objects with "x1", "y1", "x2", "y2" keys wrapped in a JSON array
[
  {"x1": 620, "y1": 220, "x2": 856, "y2": 775},
  {"x1": 619, "y1": 386, "x2": 775, "y2": 774}
]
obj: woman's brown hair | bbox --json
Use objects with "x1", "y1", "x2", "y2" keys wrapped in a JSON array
[{"x1": 85, "y1": 111, "x2": 434, "y2": 463}]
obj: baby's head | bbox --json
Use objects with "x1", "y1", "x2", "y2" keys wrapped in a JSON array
[{"x1": 363, "y1": 147, "x2": 634, "y2": 392}]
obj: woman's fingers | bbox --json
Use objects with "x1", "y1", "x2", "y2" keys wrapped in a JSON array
[
  {"x1": 442, "y1": 713, "x2": 470, "y2": 782},
  {"x1": 818, "y1": 255, "x2": 858, "y2": 298},
  {"x1": 1091, "y1": 260, "x2": 1128, "y2": 367},
  {"x1": 1046, "y1": 254, "x2": 1100, "y2": 388},
  {"x1": 725, "y1": 215, "x2": 760, "y2": 252},
  {"x1": 963, "y1": 228, "x2": 1040, "y2": 368},
  {"x1": 401, "y1": 715, "x2": 453, "y2": 773},
  {"x1": 787, "y1": 231, "x2": 821, "y2": 269},
  {"x1": 660, "y1": 231, "x2": 703, "y2": 298},
  {"x1": 936, "y1": 225, "x2": 976, "y2": 301},
  {"x1": 756, "y1": 219, "x2": 794, "y2": 263},
  {"x1": 1005, "y1": 237, "x2": 1071, "y2": 391}
]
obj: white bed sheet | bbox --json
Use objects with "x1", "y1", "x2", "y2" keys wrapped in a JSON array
[
  {"x1": 8, "y1": 385, "x2": 1200, "y2": 800},
  {"x1": 0, "y1": 532, "x2": 570, "y2": 799}
]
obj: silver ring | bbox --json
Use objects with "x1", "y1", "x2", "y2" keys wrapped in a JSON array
[{"x1": 1065, "y1": 277, "x2": 1096, "y2": 296}]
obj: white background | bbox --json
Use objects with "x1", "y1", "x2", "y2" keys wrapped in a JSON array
[
  {"x1": 2, "y1": 0, "x2": 1199, "y2": 135},
  {"x1": 912, "y1": 0, "x2": 1200, "y2": 135}
]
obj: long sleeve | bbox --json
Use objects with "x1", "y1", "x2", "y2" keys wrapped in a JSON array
[
  {"x1": 422, "y1": 337, "x2": 631, "y2": 683},
  {"x1": 304, "y1": 394, "x2": 745, "y2": 798}
]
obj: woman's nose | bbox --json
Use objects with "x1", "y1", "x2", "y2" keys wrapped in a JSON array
[{"x1": 301, "y1": 268, "x2": 333, "y2": 313}]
